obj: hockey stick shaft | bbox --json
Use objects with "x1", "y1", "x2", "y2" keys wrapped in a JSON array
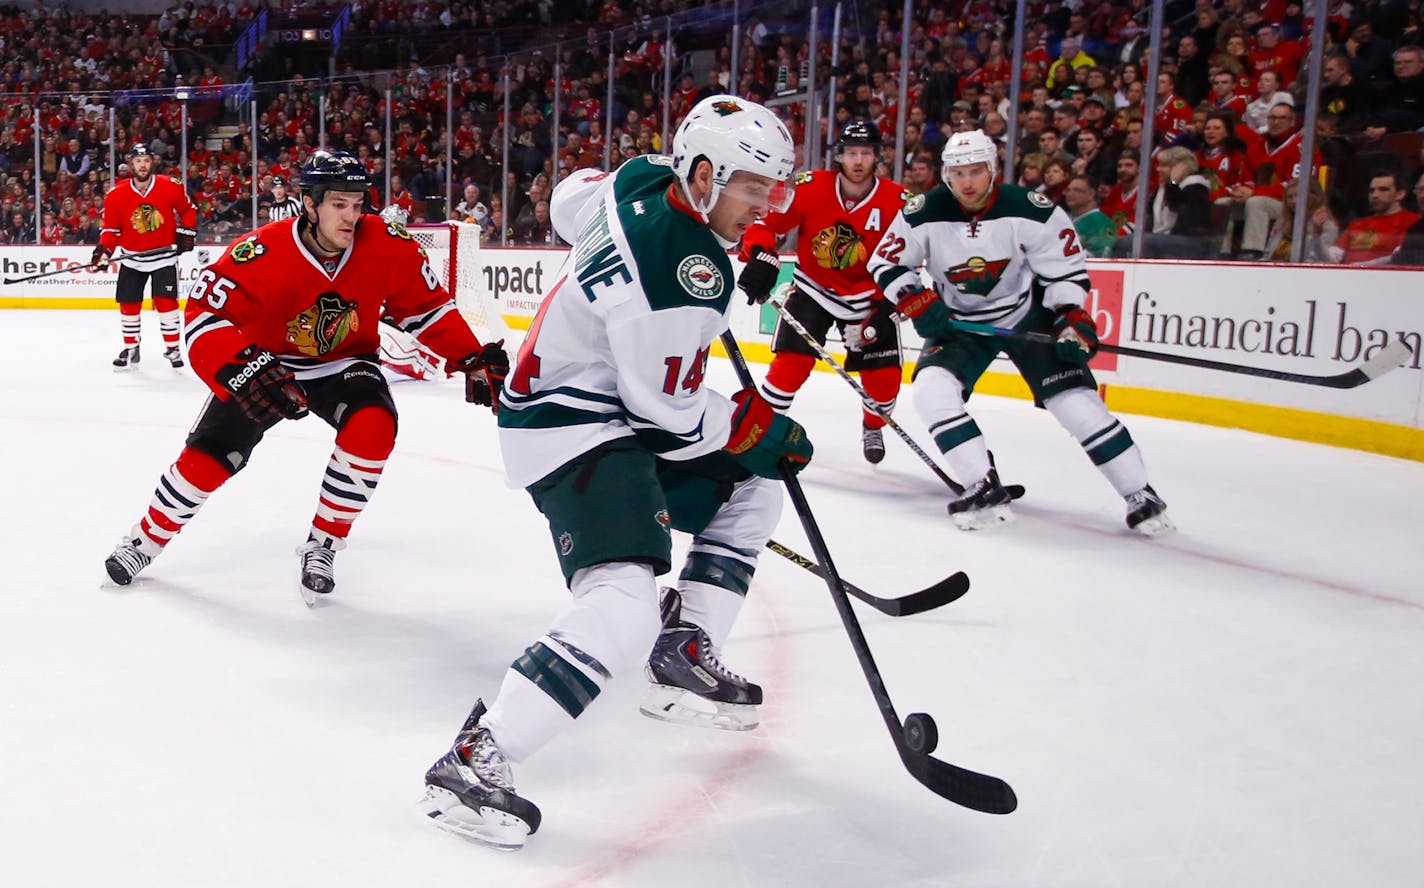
[
  {"x1": 769, "y1": 297, "x2": 966, "y2": 494},
  {"x1": 765, "y1": 538, "x2": 969, "y2": 616},
  {"x1": 2, "y1": 246, "x2": 180, "y2": 286},
  {"x1": 945, "y1": 318, "x2": 1412, "y2": 389},
  {"x1": 721, "y1": 329, "x2": 1016, "y2": 814}
]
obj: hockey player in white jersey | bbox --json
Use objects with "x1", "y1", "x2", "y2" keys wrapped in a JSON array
[
  {"x1": 420, "y1": 95, "x2": 811, "y2": 849},
  {"x1": 864, "y1": 130, "x2": 1171, "y2": 536}
]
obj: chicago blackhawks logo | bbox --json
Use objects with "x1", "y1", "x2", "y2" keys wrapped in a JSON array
[
  {"x1": 810, "y1": 221, "x2": 866, "y2": 270},
  {"x1": 130, "y1": 203, "x2": 166, "y2": 234},
  {"x1": 285, "y1": 291, "x2": 360, "y2": 356},
  {"x1": 946, "y1": 256, "x2": 1011, "y2": 297},
  {"x1": 229, "y1": 235, "x2": 266, "y2": 263},
  {"x1": 710, "y1": 100, "x2": 743, "y2": 116},
  {"x1": 676, "y1": 254, "x2": 724, "y2": 300}
]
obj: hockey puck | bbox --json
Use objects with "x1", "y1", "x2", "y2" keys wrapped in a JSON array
[{"x1": 902, "y1": 712, "x2": 938, "y2": 755}]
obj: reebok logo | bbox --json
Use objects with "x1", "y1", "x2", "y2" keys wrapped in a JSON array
[{"x1": 227, "y1": 351, "x2": 274, "y2": 391}]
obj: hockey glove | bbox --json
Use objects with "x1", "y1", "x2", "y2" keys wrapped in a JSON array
[
  {"x1": 90, "y1": 245, "x2": 111, "y2": 269},
  {"x1": 1052, "y1": 305, "x2": 1098, "y2": 363},
  {"x1": 893, "y1": 283, "x2": 955, "y2": 340},
  {"x1": 844, "y1": 301, "x2": 894, "y2": 351},
  {"x1": 737, "y1": 245, "x2": 781, "y2": 305},
  {"x1": 450, "y1": 340, "x2": 510, "y2": 411},
  {"x1": 724, "y1": 389, "x2": 813, "y2": 478},
  {"x1": 176, "y1": 227, "x2": 197, "y2": 254},
  {"x1": 217, "y1": 345, "x2": 309, "y2": 423}
]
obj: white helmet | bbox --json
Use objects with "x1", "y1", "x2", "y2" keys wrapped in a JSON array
[
  {"x1": 672, "y1": 94, "x2": 796, "y2": 228},
  {"x1": 940, "y1": 130, "x2": 998, "y2": 187}
]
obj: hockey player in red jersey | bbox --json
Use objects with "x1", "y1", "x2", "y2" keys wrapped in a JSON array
[
  {"x1": 94, "y1": 143, "x2": 198, "y2": 369},
  {"x1": 738, "y1": 119, "x2": 909, "y2": 463},
  {"x1": 102, "y1": 151, "x2": 509, "y2": 604}
]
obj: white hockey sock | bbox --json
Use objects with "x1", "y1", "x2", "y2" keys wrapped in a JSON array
[
  {"x1": 134, "y1": 464, "x2": 214, "y2": 554},
  {"x1": 1044, "y1": 388, "x2": 1149, "y2": 496},
  {"x1": 484, "y1": 562, "x2": 661, "y2": 762},
  {"x1": 158, "y1": 308, "x2": 182, "y2": 347},
  {"x1": 311, "y1": 446, "x2": 386, "y2": 542},
  {"x1": 914, "y1": 366, "x2": 992, "y2": 483}
]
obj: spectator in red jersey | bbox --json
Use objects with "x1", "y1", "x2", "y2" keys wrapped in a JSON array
[
  {"x1": 1208, "y1": 69, "x2": 1250, "y2": 121},
  {"x1": 1248, "y1": 23, "x2": 1305, "y2": 87},
  {"x1": 1100, "y1": 152, "x2": 1142, "y2": 233},
  {"x1": 1325, "y1": 171, "x2": 1421, "y2": 264}
]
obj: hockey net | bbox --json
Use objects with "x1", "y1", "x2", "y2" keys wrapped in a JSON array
[{"x1": 408, "y1": 221, "x2": 512, "y2": 343}]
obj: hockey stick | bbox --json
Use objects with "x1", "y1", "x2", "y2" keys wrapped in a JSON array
[
  {"x1": 769, "y1": 295, "x2": 1026, "y2": 500},
  {"x1": 945, "y1": 318, "x2": 1414, "y2": 389},
  {"x1": 722, "y1": 329, "x2": 1016, "y2": 815},
  {"x1": 766, "y1": 538, "x2": 969, "y2": 616},
  {"x1": 2, "y1": 246, "x2": 180, "y2": 286}
]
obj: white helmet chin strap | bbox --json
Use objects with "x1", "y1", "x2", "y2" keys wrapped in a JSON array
[{"x1": 680, "y1": 170, "x2": 737, "y2": 249}]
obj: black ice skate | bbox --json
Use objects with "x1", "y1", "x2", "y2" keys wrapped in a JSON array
[
  {"x1": 1126, "y1": 485, "x2": 1174, "y2": 538},
  {"x1": 861, "y1": 424, "x2": 886, "y2": 464},
  {"x1": 419, "y1": 700, "x2": 541, "y2": 851},
  {"x1": 104, "y1": 536, "x2": 154, "y2": 585},
  {"x1": 948, "y1": 467, "x2": 1015, "y2": 530},
  {"x1": 163, "y1": 346, "x2": 185, "y2": 368},
  {"x1": 296, "y1": 535, "x2": 343, "y2": 606},
  {"x1": 112, "y1": 345, "x2": 140, "y2": 369},
  {"x1": 640, "y1": 589, "x2": 762, "y2": 731}
]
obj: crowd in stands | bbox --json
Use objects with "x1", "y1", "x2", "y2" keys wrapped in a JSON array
[{"x1": 5, "y1": 0, "x2": 1424, "y2": 263}]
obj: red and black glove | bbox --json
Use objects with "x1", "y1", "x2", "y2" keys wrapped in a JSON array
[
  {"x1": 176, "y1": 227, "x2": 197, "y2": 254},
  {"x1": 90, "y1": 245, "x2": 111, "y2": 268},
  {"x1": 737, "y1": 245, "x2": 781, "y2": 305},
  {"x1": 1051, "y1": 305, "x2": 1098, "y2": 363},
  {"x1": 216, "y1": 346, "x2": 308, "y2": 423},
  {"x1": 449, "y1": 340, "x2": 510, "y2": 411}
]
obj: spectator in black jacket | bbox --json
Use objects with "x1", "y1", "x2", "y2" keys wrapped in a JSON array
[
  {"x1": 1114, "y1": 147, "x2": 1214, "y2": 258},
  {"x1": 1377, "y1": 44, "x2": 1424, "y2": 132}
]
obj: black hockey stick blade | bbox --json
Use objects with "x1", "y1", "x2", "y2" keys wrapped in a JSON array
[
  {"x1": 901, "y1": 745, "x2": 1019, "y2": 814},
  {"x1": 766, "y1": 538, "x2": 969, "y2": 616}
]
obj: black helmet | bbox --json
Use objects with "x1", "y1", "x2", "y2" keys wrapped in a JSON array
[
  {"x1": 271, "y1": 175, "x2": 286, "y2": 188},
  {"x1": 300, "y1": 151, "x2": 370, "y2": 204},
  {"x1": 834, "y1": 120, "x2": 882, "y2": 153},
  {"x1": 127, "y1": 142, "x2": 154, "y2": 159}
]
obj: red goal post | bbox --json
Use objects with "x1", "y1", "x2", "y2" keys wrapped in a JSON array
[{"x1": 407, "y1": 221, "x2": 512, "y2": 343}]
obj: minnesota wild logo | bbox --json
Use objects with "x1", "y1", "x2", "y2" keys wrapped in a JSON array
[
  {"x1": 810, "y1": 221, "x2": 866, "y2": 270},
  {"x1": 285, "y1": 291, "x2": 360, "y2": 356},
  {"x1": 710, "y1": 100, "x2": 743, "y2": 116},
  {"x1": 946, "y1": 256, "x2": 1011, "y2": 297},
  {"x1": 230, "y1": 235, "x2": 266, "y2": 263}
]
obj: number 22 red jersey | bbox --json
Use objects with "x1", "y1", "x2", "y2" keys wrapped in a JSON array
[
  {"x1": 740, "y1": 169, "x2": 908, "y2": 320},
  {"x1": 183, "y1": 215, "x2": 481, "y2": 399}
]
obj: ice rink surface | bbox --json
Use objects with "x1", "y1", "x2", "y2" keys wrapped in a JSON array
[{"x1": 2, "y1": 310, "x2": 1421, "y2": 888}]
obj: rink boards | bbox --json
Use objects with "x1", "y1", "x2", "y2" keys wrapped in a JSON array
[{"x1": 2, "y1": 243, "x2": 1420, "y2": 460}]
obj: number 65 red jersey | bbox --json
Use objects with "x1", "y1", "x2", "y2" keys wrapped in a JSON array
[
  {"x1": 865, "y1": 182, "x2": 1092, "y2": 329},
  {"x1": 182, "y1": 216, "x2": 481, "y2": 399}
]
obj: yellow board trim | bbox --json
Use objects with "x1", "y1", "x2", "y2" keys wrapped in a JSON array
[{"x1": 711, "y1": 341, "x2": 1423, "y2": 463}]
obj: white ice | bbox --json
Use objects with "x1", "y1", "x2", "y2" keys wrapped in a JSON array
[{"x1": 2, "y1": 310, "x2": 1421, "y2": 888}]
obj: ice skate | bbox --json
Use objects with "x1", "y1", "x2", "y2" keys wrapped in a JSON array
[
  {"x1": 296, "y1": 535, "x2": 343, "y2": 606},
  {"x1": 861, "y1": 424, "x2": 886, "y2": 464},
  {"x1": 163, "y1": 346, "x2": 184, "y2": 368},
  {"x1": 419, "y1": 700, "x2": 541, "y2": 851},
  {"x1": 948, "y1": 468, "x2": 1015, "y2": 530},
  {"x1": 104, "y1": 536, "x2": 154, "y2": 585},
  {"x1": 640, "y1": 589, "x2": 762, "y2": 731},
  {"x1": 1126, "y1": 485, "x2": 1174, "y2": 538},
  {"x1": 112, "y1": 345, "x2": 140, "y2": 369}
]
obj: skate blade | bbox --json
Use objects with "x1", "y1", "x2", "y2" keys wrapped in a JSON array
[
  {"x1": 419, "y1": 787, "x2": 529, "y2": 851},
  {"x1": 950, "y1": 503, "x2": 1015, "y2": 531},
  {"x1": 639, "y1": 684, "x2": 759, "y2": 732},
  {"x1": 1132, "y1": 511, "x2": 1176, "y2": 539}
]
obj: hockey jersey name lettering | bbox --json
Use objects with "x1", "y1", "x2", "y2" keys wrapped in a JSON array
[
  {"x1": 574, "y1": 203, "x2": 631, "y2": 293},
  {"x1": 947, "y1": 257, "x2": 1011, "y2": 296}
]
